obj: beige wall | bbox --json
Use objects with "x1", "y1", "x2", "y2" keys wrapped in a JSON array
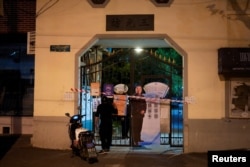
[{"x1": 32, "y1": 0, "x2": 250, "y2": 152}]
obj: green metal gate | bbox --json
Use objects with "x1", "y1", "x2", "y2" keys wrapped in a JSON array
[{"x1": 79, "y1": 47, "x2": 183, "y2": 147}]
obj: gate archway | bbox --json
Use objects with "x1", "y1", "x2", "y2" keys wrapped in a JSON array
[{"x1": 76, "y1": 35, "x2": 185, "y2": 151}]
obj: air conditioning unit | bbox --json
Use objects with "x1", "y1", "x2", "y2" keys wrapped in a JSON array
[
  {"x1": 27, "y1": 31, "x2": 35, "y2": 55},
  {"x1": 218, "y1": 48, "x2": 250, "y2": 78}
]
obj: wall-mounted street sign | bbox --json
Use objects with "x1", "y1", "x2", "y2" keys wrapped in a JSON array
[
  {"x1": 50, "y1": 45, "x2": 70, "y2": 52},
  {"x1": 106, "y1": 14, "x2": 154, "y2": 31}
]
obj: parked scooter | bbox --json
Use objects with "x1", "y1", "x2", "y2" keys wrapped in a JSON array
[{"x1": 65, "y1": 113, "x2": 98, "y2": 164}]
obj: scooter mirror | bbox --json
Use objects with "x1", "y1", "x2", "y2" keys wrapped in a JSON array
[{"x1": 65, "y1": 113, "x2": 70, "y2": 117}]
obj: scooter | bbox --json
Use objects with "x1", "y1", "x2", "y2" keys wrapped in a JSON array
[{"x1": 65, "y1": 113, "x2": 98, "y2": 164}]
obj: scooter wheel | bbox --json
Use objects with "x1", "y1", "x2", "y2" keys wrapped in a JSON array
[{"x1": 88, "y1": 158, "x2": 98, "y2": 164}]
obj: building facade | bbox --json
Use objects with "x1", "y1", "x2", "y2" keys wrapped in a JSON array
[{"x1": 28, "y1": 0, "x2": 250, "y2": 152}]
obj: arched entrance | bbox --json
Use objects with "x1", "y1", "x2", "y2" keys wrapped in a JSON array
[{"x1": 75, "y1": 34, "x2": 186, "y2": 152}]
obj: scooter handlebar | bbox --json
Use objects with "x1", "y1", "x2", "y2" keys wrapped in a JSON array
[{"x1": 65, "y1": 113, "x2": 86, "y2": 118}]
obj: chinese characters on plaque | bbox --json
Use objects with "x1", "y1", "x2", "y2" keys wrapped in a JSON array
[{"x1": 106, "y1": 14, "x2": 154, "y2": 31}]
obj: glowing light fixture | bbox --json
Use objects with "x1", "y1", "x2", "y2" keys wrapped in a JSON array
[{"x1": 134, "y1": 48, "x2": 143, "y2": 53}]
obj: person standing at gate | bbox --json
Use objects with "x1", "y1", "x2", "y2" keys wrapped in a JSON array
[
  {"x1": 129, "y1": 85, "x2": 147, "y2": 147},
  {"x1": 95, "y1": 95, "x2": 117, "y2": 154}
]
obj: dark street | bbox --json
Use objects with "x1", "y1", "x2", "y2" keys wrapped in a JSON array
[{"x1": 0, "y1": 135, "x2": 208, "y2": 167}]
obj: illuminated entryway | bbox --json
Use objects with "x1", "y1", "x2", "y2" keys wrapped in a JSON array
[{"x1": 75, "y1": 35, "x2": 185, "y2": 152}]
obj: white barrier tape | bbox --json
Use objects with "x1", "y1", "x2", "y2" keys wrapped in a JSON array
[
  {"x1": 70, "y1": 88, "x2": 89, "y2": 93},
  {"x1": 70, "y1": 88, "x2": 195, "y2": 104},
  {"x1": 116, "y1": 95, "x2": 195, "y2": 104}
]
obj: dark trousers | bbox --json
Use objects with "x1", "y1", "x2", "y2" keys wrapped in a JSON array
[
  {"x1": 121, "y1": 116, "x2": 130, "y2": 137},
  {"x1": 131, "y1": 116, "x2": 143, "y2": 144},
  {"x1": 99, "y1": 125, "x2": 112, "y2": 150}
]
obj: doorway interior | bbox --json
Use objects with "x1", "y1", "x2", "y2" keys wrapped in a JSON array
[{"x1": 77, "y1": 37, "x2": 184, "y2": 152}]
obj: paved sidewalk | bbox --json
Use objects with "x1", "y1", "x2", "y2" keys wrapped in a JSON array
[{"x1": 0, "y1": 135, "x2": 207, "y2": 167}]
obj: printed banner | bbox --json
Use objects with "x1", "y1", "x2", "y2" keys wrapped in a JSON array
[
  {"x1": 143, "y1": 82, "x2": 169, "y2": 98},
  {"x1": 113, "y1": 95, "x2": 127, "y2": 116},
  {"x1": 103, "y1": 83, "x2": 114, "y2": 96},
  {"x1": 90, "y1": 82, "x2": 100, "y2": 96}
]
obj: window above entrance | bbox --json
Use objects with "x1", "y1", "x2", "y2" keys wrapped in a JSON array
[
  {"x1": 87, "y1": 0, "x2": 110, "y2": 8},
  {"x1": 150, "y1": 0, "x2": 174, "y2": 7}
]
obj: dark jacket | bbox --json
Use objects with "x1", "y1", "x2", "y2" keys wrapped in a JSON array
[
  {"x1": 95, "y1": 102, "x2": 117, "y2": 127},
  {"x1": 129, "y1": 96, "x2": 146, "y2": 118}
]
